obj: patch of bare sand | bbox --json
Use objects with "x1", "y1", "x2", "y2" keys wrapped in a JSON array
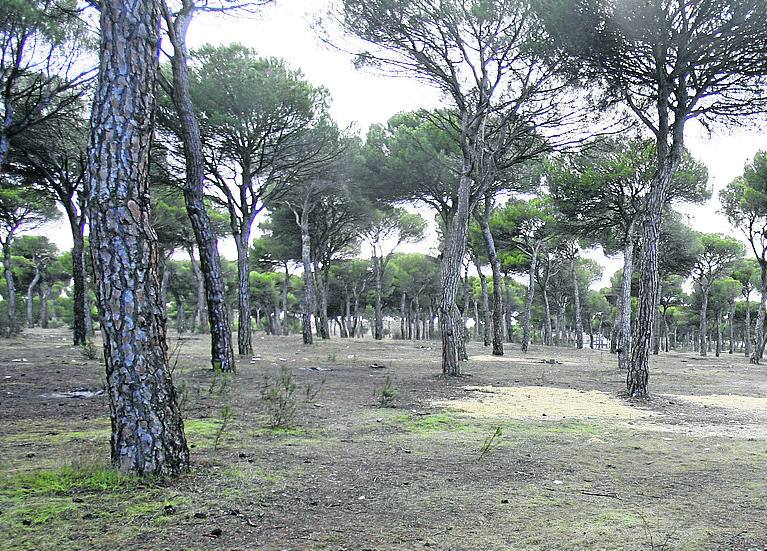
[
  {"x1": 661, "y1": 393, "x2": 767, "y2": 415},
  {"x1": 433, "y1": 385, "x2": 652, "y2": 420}
]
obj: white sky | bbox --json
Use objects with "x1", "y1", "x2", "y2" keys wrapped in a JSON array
[{"x1": 39, "y1": 0, "x2": 767, "y2": 288}]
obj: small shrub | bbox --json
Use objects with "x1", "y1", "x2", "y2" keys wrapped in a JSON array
[
  {"x1": 377, "y1": 375, "x2": 398, "y2": 408},
  {"x1": 478, "y1": 426, "x2": 503, "y2": 461},
  {"x1": 261, "y1": 367, "x2": 298, "y2": 428},
  {"x1": 80, "y1": 340, "x2": 99, "y2": 360}
]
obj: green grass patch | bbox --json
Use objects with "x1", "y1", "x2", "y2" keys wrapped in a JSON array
[
  {"x1": 3, "y1": 465, "x2": 129, "y2": 497},
  {"x1": 391, "y1": 412, "x2": 480, "y2": 433}
]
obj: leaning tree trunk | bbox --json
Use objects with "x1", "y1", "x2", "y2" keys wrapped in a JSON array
[
  {"x1": 617, "y1": 236, "x2": 634, "y2": 370},
  {"x1": 751, "y1": 264, "x2": 767, "y2": 364},
  {"x1": 628, "y1": 156, "x2": 677, "y2": 398},
  {"x1": 2, "y1": 241, "x2": 17, "y2": 336},
  {"x1": 541, "y1": 280, "x2": 553, "y2": 346},
  {"x1": 234, "y1": 232, "x2": 252, "y2": 355},
  {"x1": 26, "y1": 267, "x2": 41, "y2": 329},
  {"x1": 164, "y1": 4, "x2": 234, "y2": 372},
  {"x1": 521, "y1": 242, "x2": 541, "y2": 353},
  {"x1": 86, "y1": 0, "x2": 188, "y2": 476},
  {"x1": 572, "y1": 258, "x2": 584, "y2": 349},
  {"x1": 699, "y1": 286, "x2": 709, "y2": 357}
]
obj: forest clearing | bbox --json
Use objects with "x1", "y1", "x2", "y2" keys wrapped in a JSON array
[{"x1": 2, "y1": 329, "x2": 766, "y2": 550}]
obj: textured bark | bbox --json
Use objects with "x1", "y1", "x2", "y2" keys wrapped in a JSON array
[
  {"x1": 187, "y1": 247, "x2": 207, "y2": 334},
  {"x1": 478, "y1": 205, "x2": 504, "y2": 355},
  {"x1": 162, "y1": 2, "x2": 234, "y2": 371},
  {"x1": 26, "y1": 267, "x2": 40, "y2": 328},
  {"x1": 698, "y1": 287, "x2": 709, "y2": 357},
  {"x1": 745, "y1": 294, "x2": 752, "y2": 357},
  {"x1": 628, "y1": 159, "x2": 676, "y2": 397},
  {"x1": 540, "y1": 268, "x2": 553, "y2": 346},
  {"x1": 618, "y1": 237, "x2": 634, "y2": 371},
  {"x1": 316, "y1": 264, "x2": 330, "y2": 340},
  {"x1": 234, "y1": 233, "x2": 252, "y2": 354},
  {"x1": 39, "y1": 284, "x2": 49, "y2": 328},
  {"x1": 296, "y1": 206, "x2": 314, "y2": 345},
  {"x1": 2, "y1": 242, "x2": 17, "y2": 335},
  {"x1": 572, "y1": 258, "x2": 584, "y2": 349},
  {"x1": 86, "y1": 0, "x2": 188, "y2": 476},
  {"x1": 473, "y1": 258, "x2": 490, "y2": 346},
  {"x1": 750, "y1": 264, "x2": 767, "y2": 364},
  {"x1": 521, "y1": 242, "x2": 541, "y2": 353},
  {"x1": 66, "y1": 204, "x2": 88, "y2": 345},
  {"x1": 728, "y1": 303, "x2": 735, "y2": 354},
  {"x1": 652, "y1": 281, "x2": 662, "y2": 355}
]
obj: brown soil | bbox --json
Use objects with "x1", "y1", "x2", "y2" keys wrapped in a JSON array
[{"x1": 2, "y1": 328, "x2": 767, "y2": 550}]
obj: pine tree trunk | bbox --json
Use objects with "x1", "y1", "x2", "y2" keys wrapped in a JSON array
[
  {"x1": 504, "y1": 275, "x2": 514, "y2": 343},
  {"x1": 163, "y1": 4, "x2": 234, "y2": 372},
  {"x1": 281, "y1": 265, "x2": 290, "y2": 336},
  {"x1": 27, "y1": 267, "x2": 41, "y2": 329},
  {"x1": 39, "y1": 284, "x2": 49, "y2": 328},
  {"x1": 521, "y1": 242, "x2": 541, "y2": 353},
  {"x1": 295, "y1": 205, "x2": 314, "y2": 345},
  {"x1": 745, "y1": 293, "x2": 752, "y2": 357},
  {"x1": 86, "y1": 0, "x2": 188, "y2": 476},
  {"x1": 542, "y1": 283, "x2": 553, "y2": 346},
  {"x1": 69, "y1": 211, "x2": 88, "y2": 345},
  {"x1": 478, "y1": 205, "x2": 504, "y2": 354},
  {"x1": 572, "y1": 258, "x2": 584, "y2": 349},
  {"x1": 628, "y1": 157, "x2": 677, "y2": 397},
  {"x1": 174, "y1": 291, "x2": 186, "y2": 334},
  {"x1": 473, "y1": 255, "x2": 491, "y2": 347},
  {"x1": 729, "y1": 303, "x2": 735, "y2": 354},
  {"x1": 373, "y1": 256, "x2": 383, "y2": 340},
  {"x1": 2, "y1": 242, "x2": 17, "y2": 336},
  {"x1": 187, "y1": 248, "x2": 208, "y2": 335},
  {"x1": 234, "y1": 233, "x2": 252, "y2": 355},
  {"x1": 715, "y1": 309, "x2": 722, "y2": 357},
  {"x1": 316, "y1": 265, "x2": 330, "y2": 340},
  {"x1": 751, "y1": 264, "x2": 767, "y2": 364},
  {"x1": 699, "y1": 286, "x2": 709, "y2": 357},
  {"x1": 652, "y1": 281, "x2": 662, "y2": 355},
  {"x1": 618, "y1": 236, "x2": 634, "y2": 370}
]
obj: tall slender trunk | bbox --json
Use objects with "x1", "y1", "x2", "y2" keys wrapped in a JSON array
[
  {"x1": 39, "y1": 284, "x2": 49, "y2": 328},
  {"x1": 473, "y1": 255, "x2": 491, "y2": 347},
  {"x1": 2, "y1": 241, "x2": 17, "y2": 336},
  {"x1": 174, "y1": 291, "x2": 186, "y2": 334},
  {"x1": 541, "y1": 282, "x2": 553, "y2": 345},
  {"x1": 715, "y1": 309, "x2": 722, "y2": 357},
  {"x1": 187, "y1": 248, "x2": 207, "y2": 334},
  {"x1": 234, "y1": 232, "x2": 252, "y2": 355},
  {"x1": 400, "y1": 292, "x2": 406, "y2": 339},
  {"x1": 27, "y1": 267, "x2": 41, "y2": 328},
  {"x1": 572, "y1": 258, "x2": 584, "y2": 349},
  {"x1": 728, "y1": 302, "x2": 735, "y2": 354},
  {"x1": 281, "y1": 264, "x2": 290, "y2": 336},
  {"x1": 479, "y1": 202, "x2": 504, "y2": 355},
  {"x1": 162, "y1": 2, "x2": 234, "y2": 371},
  {"x1": 652, "y1": 281, "x2": 662, "y2": 355},
  {"x1": 745, "y1": 291, "x2": 752, "y2": 357},
  {"x1": 296, "y1": 206, "x2": 314, "y2": 345},
  {"x1": 68, "y1": 208, "x2": 88, "y2": 345},
  {"x1": 316, "y1": 264, "x2": 330, "y2": 340},
  {"x1": 750, "y1": 264, "x2": 767, "y2": 364},
  {"x1": 618, "y1": 236, "x2": 634, "y2": 371},
  {"x1": 373, "y1": 255, "x2": 383, "y2": 340},
  {"x1": 521, "y1": 241, "x2": 541, "y2": 353},
  {"x1": 87, "y1": 0, "x2": 188, "y2": 475},
  {"x1": 699, "y1": 285, "x2": 709, "y2": 357},
  {"x1": 504, "y1": 275, "x2": 514, "y2": 342},
  {"x1": 628, "y1": 154, "x2": 678, "y2": 397}
]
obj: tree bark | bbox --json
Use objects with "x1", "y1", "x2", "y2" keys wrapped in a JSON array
[
  {"x1": 572, "y1": 258, "x2": 584, "y2": 349},
  {"x1": 27, "y1": 267, "x2": 41, "y2": 329},
  {"x1": 751, "y1": 264, "x2": 767, "y2": 364},
  {"x1": 618, "y1": 236, "x2": 634, "y2": 371},
  {"x1": 234, "y1": 232, "x2": 252, "y2": 355},
  {"x1": 504, "y1": 275, "x2": 514, "y2": 342},
  {"x1": 39, "y1": 284, "x2": 49, "y2": 328},
  {"x1": 728, "y1": 302, "x2": 735, "y2": 354},
  {"x1": 745, "y1": 291, "x2": 752, "y2": 357},
  {"x1": 67, "y1": 206, "x2": 88, "y2": 345},
  {"x1": 162, "y1": 1, "x2": 234, "y2": 372},
  {"x1": 715, "y1": 309, "x2": 722, "y2": 357},
  {"x1": 86, "y1": 0, "x2": 188, "y2": 476},
  {"x1": 478, "y1": 206, "x2": 504, "y2": 355},
  {"x1": 373, "y1": 255, "x2": 383, "y2": 340},
  {"x1": 521, "y1": 241, "x2": 541, "y2": 353},
  {"x1": 2, "y1": 241, "x2": 17, "y2": 336},
  {"x1": 281, "y1": 264, "x2": 290, "y2": 336},
  {"x1": 187, "y1": 247, "x2": 207, "y2": 334},
  {"x1": 296, "y1": 205, "x2": 314, "y2": 345},
  {"x1": 472, "y1": 254, "x2": 491, "y2": 347},
  {"x1": 699, "y1": 285, "x2": 709, "y2": 357}
]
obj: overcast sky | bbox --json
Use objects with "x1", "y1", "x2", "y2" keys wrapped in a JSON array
[{"x1": 41, "y1": 0, "x2": 767, "y2": 287}]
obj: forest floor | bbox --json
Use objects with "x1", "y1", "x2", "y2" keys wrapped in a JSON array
[{"x1": 2, "y1": 329, "x2": 767, "y2": 550}]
